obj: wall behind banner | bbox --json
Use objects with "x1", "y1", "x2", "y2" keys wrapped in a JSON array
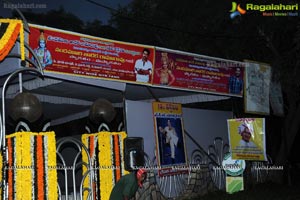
[
  {"x1": 0, "y1": 43, "x2": 20, "y2": 76},
  {"x1": 182, "y1": 108, "x2": 232, "y2": 156},
  {"x1": 125, "y1": 100, "x2": 232, "y2": 162}
]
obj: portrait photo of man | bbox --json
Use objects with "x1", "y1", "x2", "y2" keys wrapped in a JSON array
[
  {"x1": 134, "y1": 48, "x2": 153, "y2": 83},
  {"x1": 155, "y1": 118, "x2": 186, "y2": 166},
  {"x1": 238, "y1": 122, "x2": 257, "y2": 149},
  {"x1": 228, "y1": 67, "x2": 243, "y2": 95}
]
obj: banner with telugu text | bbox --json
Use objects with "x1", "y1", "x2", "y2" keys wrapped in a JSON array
[
  {"x1": 28, "y1": 24, "x2": 248, "y2": 97},
  {"x1": 28, "y1": 24, "x2": 155, "y2": 84},
  {"x1": 152, "y1": 48, "x2": 245, "y2": 97},
  {"x1": 227, "y1": 118, "x2": 266, "y2": 161}
]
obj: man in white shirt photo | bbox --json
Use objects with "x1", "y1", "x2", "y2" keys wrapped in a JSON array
[
  {"x1": 238, "y1": 123, "x2": 257, "y2": 148},
  {"x1": 159, "y1": 119, "x2": 179, "y2": 164},
  {"x1": 134, "y1": 48, "x2": 153, "y2": 83}
]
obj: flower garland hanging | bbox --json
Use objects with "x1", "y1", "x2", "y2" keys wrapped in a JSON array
[
  {"x1": 99, "y1": 132, "x2": 114, "y2": 200},
  {"x1": 81, "y1": 134, "x2": 89, "y2": 200},
  {"x1": 5, "y1": 131, "x2": 58, "y2": 200},
  {"x1": 82, "y1": 131, "x2": 128, "y2": 200},
  {"x1": 46, "y1": 131, "x2": 57, "y2": 199},
  {"x1": 0, "y1": 19, "x2": 25, "y2": 61}
]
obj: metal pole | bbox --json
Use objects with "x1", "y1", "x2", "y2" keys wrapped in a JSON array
[
  {"x1": 2, "y1": 68, "x2": 43, "y2": 146},
  {"x1": 1, "y1": 67, "x2": 43, "y2": 200}
]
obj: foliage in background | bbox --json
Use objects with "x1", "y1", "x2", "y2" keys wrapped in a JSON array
[{"x1": 111, "y1": 0, "x2": 300, "y2": 179}]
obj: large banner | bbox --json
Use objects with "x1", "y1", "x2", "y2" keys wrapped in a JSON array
[
  {"x1": 28, "y1": 24, "x2": 155, "y2": 84},
  {"x1": 227, "y1": 118, "x2": 266, "y2": 161},
  {"x1": 152, "y1": 102, "x2": 187, "y2": 169},
  {"x1": 152, "y1": 48, "x2": 245, "y2": 97},
  {"x1": 244, "y1": 60, "x2": 271, "y2": 115},
  {"x1": 28, "y1": 24, "x2": 248, "y2": 97}
]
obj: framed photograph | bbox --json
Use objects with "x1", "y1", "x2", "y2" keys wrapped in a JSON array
[
  {"x1": 244, "y1": 60, "x2": 271, "y2": 115},
  {"x1": 152, "y1": 102, "x2": 187, "y2": 167}
]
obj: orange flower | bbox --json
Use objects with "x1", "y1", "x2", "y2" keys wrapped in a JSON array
[
  {"x1": 0, "y1": 23, "x2": 21, "y2": 61},
  {"x1": 114, "y1": 134, "x2": 121, "y2": 181},
  {"x1": 0, "y1": 19, "x2": 25, "y2": 61}
]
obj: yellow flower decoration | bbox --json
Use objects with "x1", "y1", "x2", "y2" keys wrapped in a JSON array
[
  {"x1": 82, "y1": 131, "x2": 129, "y2": 200},
  {"x1": 0, "y1": 19, "x2": 25, "y2": 61},
  {"x1": 5, "y1": 131, "x2": 57, "y2": 200}
]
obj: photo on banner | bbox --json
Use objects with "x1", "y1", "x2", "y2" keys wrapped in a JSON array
[
  {"x1": 244, "y1": 60, "x2": 271, "y2": 115},
  {"x1": 153, "y1": 47, "x2": 245, "y2": 97},
  {"x1": 227, "y1": 118, "x2": 267, "y2": 161},
  {"x1": 28, "y1": 24, "x2": 155, "y2": 84},
  {"x1": 152, "y1": 102, "x2": 187, "y2": 167}
]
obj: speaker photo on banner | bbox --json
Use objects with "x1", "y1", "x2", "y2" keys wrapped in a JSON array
[{"x1": 124, "y1": 137, "x2": 145, "y2": 171}]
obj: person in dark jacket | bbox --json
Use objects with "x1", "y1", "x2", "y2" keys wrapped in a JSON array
[{"x1": 109, "y1": 168, "x2": 147, "y2": 200}]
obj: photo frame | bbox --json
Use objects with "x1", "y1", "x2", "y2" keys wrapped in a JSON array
[{"x1": 152, "y1": 102, "x2": 187, "y2": 167}]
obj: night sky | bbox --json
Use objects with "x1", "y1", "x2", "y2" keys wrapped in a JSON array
[{"x1": 0, "y1": 0, "x2": 132, "y2": 23}]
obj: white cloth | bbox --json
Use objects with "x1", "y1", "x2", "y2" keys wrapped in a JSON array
[
  {"x1": 164, "y1": 127, "x2": 178, "y2": 159},
  {"x1": 238, "y1": 123, "x2": 254, "y2": 135},
  {"x1": 134, "y1": 59, "x2": 152, "y2": 82},
  {"x1": 239, "y1": 140, "x2": 256, "y2": 148}
]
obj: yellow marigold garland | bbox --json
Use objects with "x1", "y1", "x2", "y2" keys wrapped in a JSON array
[
  {"x1": 98, "y1": 132, "x2": 114, "y2": 200},
  {"x1": 0, "y1": 19, "x2": 25, "y2": 61},
  {"x1": 19, "y1": 22, "x2": 25, "y2": 61},
  {"x1": 5, "y1": 131, "x2": 57, "y2": 200},
  {"x1": 82, "y1": 131, "x2": 128, "y2": 200},
  {"x1": 81, "y1": 134, "x2": 89, "y2": 199},
  {"x1": 30, "y1": 134, "x2": 36, "y2": 199},
  {"x1": 22, "y1": 133, "x2": 32, "y2": 200},
  {"x1": 45, "y1": 132, "x2": 58, "y2": 200},
  {"x1": 13, "y1": 132, "x2": 23, "y2": 200}
]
